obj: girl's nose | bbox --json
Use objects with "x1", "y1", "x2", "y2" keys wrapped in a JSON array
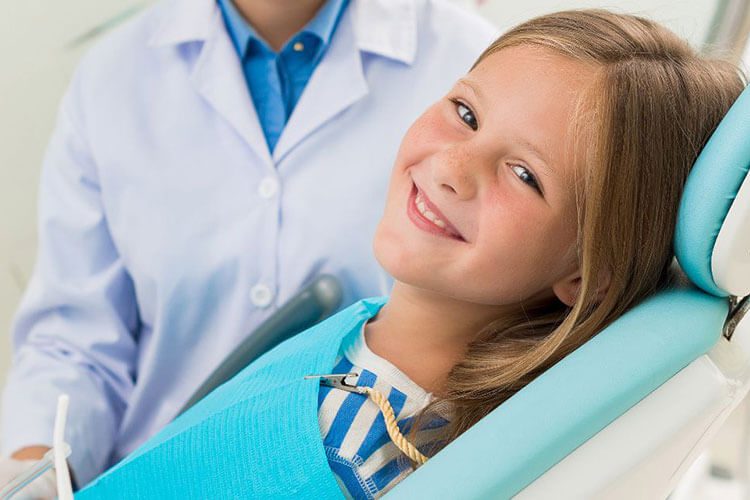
[{"x1": 430, "y1": 147, "x2": 478, "y2": 201}]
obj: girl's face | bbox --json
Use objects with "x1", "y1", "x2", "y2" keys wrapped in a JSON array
[{"x1": 373, "y1": 45, "x2": 596, "y2": 307}]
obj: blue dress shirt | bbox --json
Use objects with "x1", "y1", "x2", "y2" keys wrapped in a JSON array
[{"x1": 217, "y1": 0, "x2": 349, "y2": 152}]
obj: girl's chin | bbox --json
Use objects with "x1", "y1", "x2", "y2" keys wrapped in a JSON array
[{"x1": 374, "y1": 237, "x2": 443, "y2": 277}]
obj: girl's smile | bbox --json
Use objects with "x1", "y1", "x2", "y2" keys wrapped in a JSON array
[{"x1": 407, "y1": 181, "x2": 466, "y2": 242}]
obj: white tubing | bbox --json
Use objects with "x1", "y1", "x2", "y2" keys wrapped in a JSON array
[{"x1": 53, "y1": 395, "x2": 73, "y2": 500}]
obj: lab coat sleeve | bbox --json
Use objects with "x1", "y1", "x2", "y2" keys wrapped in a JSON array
[{"x1": 0, "y1": 64, "x2": 139, "y2": 487}]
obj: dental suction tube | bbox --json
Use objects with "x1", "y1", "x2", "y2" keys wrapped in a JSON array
[{"x1": 176, "y1": 275, "x2": 343, "y2": 418}]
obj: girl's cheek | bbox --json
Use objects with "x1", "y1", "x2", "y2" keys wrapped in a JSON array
[
  {"x1": 397, "y1": 122, "x2": 451, "y2": 173},
  {"x1": 414, "y1": 104, "x2": 458, "y2": 145}
]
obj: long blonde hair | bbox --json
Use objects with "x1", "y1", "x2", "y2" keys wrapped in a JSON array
[{"x1": 407, "y1": 9, "x2": 745, "y2": 460}]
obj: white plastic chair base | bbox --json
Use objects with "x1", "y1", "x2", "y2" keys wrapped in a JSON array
[{"x1": 515, "y1": 316, "x2": 750, "y2": 500}]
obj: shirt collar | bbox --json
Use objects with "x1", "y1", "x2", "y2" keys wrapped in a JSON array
[
  {"x1": 217, "y1": 0, "x2": 348, "y2": 57},
  {"x1": 149, "y1": 0, "x2": 417, "y2": 65}
]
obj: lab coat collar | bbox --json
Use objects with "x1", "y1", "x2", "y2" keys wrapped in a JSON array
[
  {"x1": 350, "y1": 0, "x2": 417, "y2": 65},
  {"x1": 148, "y1": 0, "x2": 217, "y2": 47},
  {"x1": 149, "y1": 0, "x2": 417, "y2": 65}
]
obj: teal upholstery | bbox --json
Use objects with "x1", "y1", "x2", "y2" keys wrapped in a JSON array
[
  {"x1": 675, "y1": 86, "x2": 750, "y2": 297},
  {"x1": 389, "y1": 288, "x2": 727, "y2": 498}
]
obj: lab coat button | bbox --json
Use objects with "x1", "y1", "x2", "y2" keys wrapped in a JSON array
[
  {"x1": 258, "y1": 177, "x2": 279, "y2": 199},
  {"x1": 250, "y1": 284, "x2": 274, "y2": 308}
]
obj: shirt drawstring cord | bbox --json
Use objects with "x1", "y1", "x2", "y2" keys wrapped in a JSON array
[{"x1": 304, "y1": 373, "x2": 428, "y2": 465}]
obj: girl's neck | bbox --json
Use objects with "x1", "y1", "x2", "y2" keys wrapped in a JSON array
[{"x1": 363, "y1": 282, "x2": 512, "y2": 396}]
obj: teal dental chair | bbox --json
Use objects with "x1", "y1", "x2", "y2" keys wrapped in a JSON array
[{"x1": 386, "y1": 85, "x2": 750, "y2": 498}]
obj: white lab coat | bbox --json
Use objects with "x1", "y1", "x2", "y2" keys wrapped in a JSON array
[{"x1": 1, "y1": 0, "x2": 497, "y2": 484}]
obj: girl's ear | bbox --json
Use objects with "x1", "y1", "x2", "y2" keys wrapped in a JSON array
[{"x1": 552, "y1": 268, "x2": 611, "y2": 307}]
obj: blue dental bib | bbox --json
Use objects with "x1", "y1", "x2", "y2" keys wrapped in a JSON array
[{"x1": 77, "y1": 297, "x2": 387, "y2": 499}]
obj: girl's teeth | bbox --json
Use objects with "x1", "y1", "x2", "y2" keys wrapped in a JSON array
[{"x1": 415, "y1": 191, "x2": 448, "y2": 228}]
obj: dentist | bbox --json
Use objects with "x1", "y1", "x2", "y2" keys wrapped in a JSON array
[{"x1": 0, "y1": 0, "x2": 496, "y2": 493}]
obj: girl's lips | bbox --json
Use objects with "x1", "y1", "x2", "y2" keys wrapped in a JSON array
[{"x1": 407, "y1": 183, "x2": 466, "y2": 241}]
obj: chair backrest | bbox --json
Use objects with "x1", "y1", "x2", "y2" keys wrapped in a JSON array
[
  {"x1": 675, "y1": 85, "x2": 750, "y2": 300},
  {"x1": 387, "y1": 85, "x2": 750, "y2": 499}
]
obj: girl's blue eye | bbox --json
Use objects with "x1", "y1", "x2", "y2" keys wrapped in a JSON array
[
  {"x1": 454, "y1": 100, "x2": 478, "y2": 130},
  {"x1": 511, "y1": 165, "x2": 543, "y2": 195}
]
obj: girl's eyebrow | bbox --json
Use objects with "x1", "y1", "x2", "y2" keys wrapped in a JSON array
[
  {"x1": 456, "y1": 78, "x2": 483, "y2": 102},
  {"x1": 516, "y1": 138, "x2": 556, "y2": 178}
]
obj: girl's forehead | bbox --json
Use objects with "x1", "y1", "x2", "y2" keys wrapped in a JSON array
[{"x1": 468, "y1": 45, "x2": 596, "y2": 98}]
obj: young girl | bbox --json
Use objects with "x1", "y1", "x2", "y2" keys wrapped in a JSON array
[{"x1": 75, "y1": 9, "x2": 744, "y2": 499}]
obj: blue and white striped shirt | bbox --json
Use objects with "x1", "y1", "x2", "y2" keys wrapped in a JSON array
[{"x1": 317, "y1": 325, "x2": 452, "y2": 498}]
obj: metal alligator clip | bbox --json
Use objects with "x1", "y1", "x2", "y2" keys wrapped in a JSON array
[{"x1": 304, "y1": 372, "x2": 365, "y2": 394}]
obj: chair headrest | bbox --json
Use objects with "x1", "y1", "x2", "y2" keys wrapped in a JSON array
[{"x1": 675, "y1": 85, "x2": 750, "y2": 297}]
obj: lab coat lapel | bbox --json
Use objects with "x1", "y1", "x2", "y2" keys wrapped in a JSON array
[
  {"x1": 189, "y1": 5, "x2": 273, "y2": 167},
  {"x1": 272, "y1": 7, "x2": 368, "y2": 164}
]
